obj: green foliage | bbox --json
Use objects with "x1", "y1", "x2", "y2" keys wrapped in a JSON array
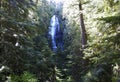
[
  {"x1": 63, "y1": 0, "x2": 120, "y2": 82},
  {"x1": 1, "y1": 0, "x2": 56, "y2": 81},
  {"x1": 1, "y1": 0, "x2": 120, "y2": 81},
  {"x1": 0, "y1": 66, "x2": 11, "y2": 82},
  {"x1": 83, "y1": 63, "x2": 113, "y2": 82},
  {"x1": 1, "y1": 0, "x2": 37, "y2": 74},
  {"x1": 11, "y1": 71, "x2": 38, "y2": 82},
  {"x1": 83, "y1": 0, "x2": 120, "y2": 81},
  {"x1": 98, "y1": 15, "x2": 120, "y2": 25}
]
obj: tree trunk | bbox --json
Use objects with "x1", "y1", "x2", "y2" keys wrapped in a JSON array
[{"x1": 79, "y1": 2, "x2": 87, "y2": 48}]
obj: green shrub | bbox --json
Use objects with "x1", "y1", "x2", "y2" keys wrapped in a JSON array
[{"x1": 11, "y1": 71, "x2": 38, "y2": 82}]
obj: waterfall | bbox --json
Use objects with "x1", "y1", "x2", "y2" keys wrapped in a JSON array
[{"x1": 49, "y1": 15, "x2": 60, "y2": 51}]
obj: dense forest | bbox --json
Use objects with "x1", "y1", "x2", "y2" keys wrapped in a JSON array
[{"x1": 0, "y1": 0, "x2": 120, "y2": 82}]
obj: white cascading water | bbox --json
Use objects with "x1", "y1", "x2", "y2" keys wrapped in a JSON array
[{"x1": 49, "y1": 15, "x2": 60, "y2": 51}]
